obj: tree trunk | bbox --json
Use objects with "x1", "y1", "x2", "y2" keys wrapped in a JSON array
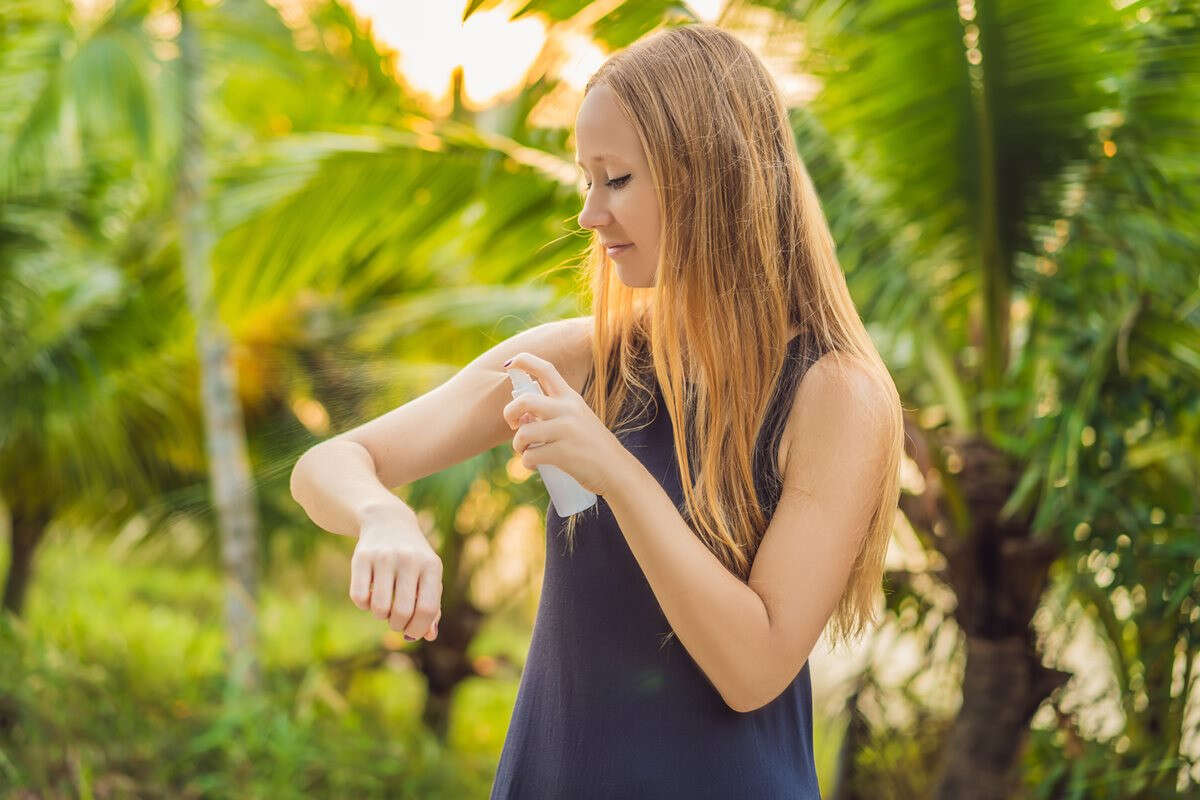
[
  {"x1": 176, "y1": 0, "x2": 260, "y2": 691},
  {"x1": 414, "y1": 603, "x2": 486, "y2": 740},
  {"x1": 829, "y1": 684, "x2": 871, "y2": 800},
  {"x1": 2, "y1": 507, "x2": 52, "y2": 615},
  {"x1": 935, "y1": 634, "x2": 1070, "y2": 799},
  {"x1": 930, "y1": 433, "x2": 1070, "y2": 800}
]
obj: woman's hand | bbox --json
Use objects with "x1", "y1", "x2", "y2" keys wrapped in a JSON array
[
  {"x1": 502, "y1": 352, "x2": 629, "y2": 498},
  {"x1": 349, "y1": 504, "x2": 441, "y2": 642}
]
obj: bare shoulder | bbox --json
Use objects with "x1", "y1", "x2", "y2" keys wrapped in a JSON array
[{"x1": 778, "y1": 352, "x2": 893, "y2": 475}]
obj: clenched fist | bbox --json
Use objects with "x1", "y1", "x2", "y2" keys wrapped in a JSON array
[{"x1": 349, "y1": 505, "x2": 442, "y2": 642}]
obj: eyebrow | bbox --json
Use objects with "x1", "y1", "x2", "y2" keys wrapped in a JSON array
[{"x1": 574, "y1": 152, "x2": 622, "y2": 167}]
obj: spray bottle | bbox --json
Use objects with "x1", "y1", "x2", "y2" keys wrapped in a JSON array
[{"x1": 506, "y1": 368, "x2": 598, "y2": 516}]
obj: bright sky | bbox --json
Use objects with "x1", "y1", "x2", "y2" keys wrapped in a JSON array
[{"x1": 346, "y1": 0, "x2": 727, "y2": 110}]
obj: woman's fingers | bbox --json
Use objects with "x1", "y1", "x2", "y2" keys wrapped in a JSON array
[
  {"x1": 351, "y1": 519, "x2": 443, "y2": 641},
  {"x1": 405, "y1": 563, "x2": 442, "y2": 640},
  {"x1": 370, "y1": 559, "x2": 397, "y2": 620},
  {"x1": 349, "y1": 565, "x2": 370, "y2": 610},
  {"x1": 349, "y1": 552, "x2": 372, "y2": 610},
  {"x1": 424, "y1": 609, "x2": 442, "y2": 642},
  {"x1": 388, "y1": 561, "x2": 417, "y2": 633},
  {"x1": 377, "y1": 555, "x2": 442, "y2": 643},
  {"x1": 390, "y1": 559, "x2": 441, "y2": 639}
]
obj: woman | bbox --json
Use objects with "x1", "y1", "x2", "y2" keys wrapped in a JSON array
[{"x1": 488, "y1": 24, "x2": 903, "y2": 799}]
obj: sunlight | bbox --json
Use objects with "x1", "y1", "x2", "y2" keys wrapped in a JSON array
[
  {"x1": 348, "y1": 0, "x2": 547, "y2": 110},
  {"x1": 72, "y1": 0, "x2": 731, "y2": 113},
  {"x1": 347, "y1": 1, "x2": 729, "y2": 112}
]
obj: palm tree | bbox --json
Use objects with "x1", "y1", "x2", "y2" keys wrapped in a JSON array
[
  {"x1": 175, "y1": 0, "x2": 262, "y2": 691},
  {"x1": 722, "y1": 0, "x2": 1200, "y2": 796},
  {"x1": 0, "y1": 0, "x2": 622, "y2": 725},
  {"x1": 0, "y1": 0, "x2": 182, "y2": 615}
]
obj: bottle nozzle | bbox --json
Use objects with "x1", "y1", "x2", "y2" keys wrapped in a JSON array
[{"x1": 506, "y1": 368, "x2": 538, "y2": 393}]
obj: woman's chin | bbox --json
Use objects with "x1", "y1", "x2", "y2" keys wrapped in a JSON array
[
  {"x1": 609, "y1": 257, "x2": 648, "y2": 286},
  {"x1": 615, "y1": 261, "x2": 654, "y2": 288}
]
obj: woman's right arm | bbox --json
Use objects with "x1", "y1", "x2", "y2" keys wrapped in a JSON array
[
  {"x1": 289, "y1": 315, "x2": 592, "y2": 535},
  {"x1": 288, "y1": 315, "x2": 592, "y2": 640}
]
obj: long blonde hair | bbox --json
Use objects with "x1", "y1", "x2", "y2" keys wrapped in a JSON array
[{"x1": 561, "y1": 23, "x2": 904, "y2": 653}]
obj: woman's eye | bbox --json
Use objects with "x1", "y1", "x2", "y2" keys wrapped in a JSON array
[{"x1": 583, "y1": 174, "x2": 631, "y2": 191}]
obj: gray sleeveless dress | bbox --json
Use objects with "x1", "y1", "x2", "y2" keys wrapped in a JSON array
[{"x1": 489, "y1": 330, "x2": 824, "y2": 799}]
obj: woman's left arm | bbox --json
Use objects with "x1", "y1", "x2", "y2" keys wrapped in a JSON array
[
  {"x1": 502, "y1": 353, "x2": 893, "y2": 713},
  {"x1": 606, "y1": 357, "x2": 891, "y2": 712}
]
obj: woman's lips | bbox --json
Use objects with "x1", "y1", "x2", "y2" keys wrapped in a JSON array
[{"x1": 606, "y1": 243, "x2": 633, "y2": 256}]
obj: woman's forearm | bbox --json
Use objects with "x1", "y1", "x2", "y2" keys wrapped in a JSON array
[
  {"x1": 290, "y1": 439, "x2": 416, "y2": 537},
  {"x1": 604, "y1": 449, "x2": 773, "y2": 712}
]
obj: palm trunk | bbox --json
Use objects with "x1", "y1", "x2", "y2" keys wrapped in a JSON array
[
  {"x1": 2, "y1": 507, "x2": 52, "y2": 615},
  {"x1": 930, "y1": 434, "x2": 1070, "y2": 800},
  {"x1": 413, "y1": 603, "x2": 486, "y2": 740},
  {"x1": 935, "y1": 634, "x2": 1070, "y2": 798},
  {"x1": 829, "y1": 684, "x2": 871, "y2": 800},
  {"x1": 176, "y1": 0, "x2": 260, "y2": 691}
]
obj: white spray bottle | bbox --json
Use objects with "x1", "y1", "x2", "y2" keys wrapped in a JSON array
[{"x1": 506, "y1": 368, "x2": 598, "y2": 516}]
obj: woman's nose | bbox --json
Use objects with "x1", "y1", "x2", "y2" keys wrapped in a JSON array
[{"x1": 578, "y1": 194, "x2": 610, "y2": 231}]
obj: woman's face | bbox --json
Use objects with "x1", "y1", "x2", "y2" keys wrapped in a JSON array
[{"x1": 575, "y1": 84, "x2": 661, "y2": 288}]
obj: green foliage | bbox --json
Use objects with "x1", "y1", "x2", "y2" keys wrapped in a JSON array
[
  {"x1": 1020, "y1": 724, "x2": 1189, "y2": 800},
  {"x1": 0, "y1": 530, "x2": 515, "y2": 798},
  {"x1": 4, "y1": 0, "x2": 1198, "y2": 795},
  {"x1": 844, "y1": 709, "x2": 954, "y2": 800}
]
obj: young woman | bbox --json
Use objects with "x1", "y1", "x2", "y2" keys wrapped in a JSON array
[{"x1": 292, "y1": 22, "x2": 902, "y2": 800}]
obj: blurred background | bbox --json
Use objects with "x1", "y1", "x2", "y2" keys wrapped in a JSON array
[{"x1": 1, "y1": 0, "x2": 1198, "y2": 797}]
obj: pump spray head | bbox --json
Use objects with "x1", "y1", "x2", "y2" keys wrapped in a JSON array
[{"x1": 506, "y1": 368, "x2": 539, "y2": 394}]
